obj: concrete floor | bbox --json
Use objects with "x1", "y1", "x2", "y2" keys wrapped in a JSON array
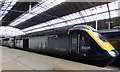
[{"x1": 0, "y1": 46, "x2": 119, "y2": 70}]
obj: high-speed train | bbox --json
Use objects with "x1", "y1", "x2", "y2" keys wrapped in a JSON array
[{"x1": 2, "y1": 25, "x2": 119, "y2": 67}]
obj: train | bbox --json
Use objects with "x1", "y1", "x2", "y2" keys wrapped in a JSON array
[
  {"x1": 99, "y1": 26, "x2": 120, "y2": 61},
  {"x1": 1, "y1": 25, "x2": 119, "y2": 67}
]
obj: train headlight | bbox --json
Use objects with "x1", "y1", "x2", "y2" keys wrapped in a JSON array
[{"x1": 108, "y1": 51, "x2": 116, "y2": 57}]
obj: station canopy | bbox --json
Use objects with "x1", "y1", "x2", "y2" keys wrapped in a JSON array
[{"x1": 0, "y1": 0, "x2": 120, "y2": 36}]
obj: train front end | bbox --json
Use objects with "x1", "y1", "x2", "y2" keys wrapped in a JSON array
[
  {"x1": 69, "y1": 25, "x2": 119, "y2": 67},
  {"x1": 87, "y1": 29, "x2": 119, "y2": 66}
]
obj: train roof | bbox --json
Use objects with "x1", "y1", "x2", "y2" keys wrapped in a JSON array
[{"x1": 69, "y1": 25, "x2": 97, "y2": 31}]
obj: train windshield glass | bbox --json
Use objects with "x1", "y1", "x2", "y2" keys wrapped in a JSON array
[{"x1": 94, "y1": 32, "x2": 107, "y2": 42}]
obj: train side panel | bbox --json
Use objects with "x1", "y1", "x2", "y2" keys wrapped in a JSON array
[
  {"x1": 47, "y1": 35, "x2": 69, "y2": 56},
  {"x1": 29, "y1": 35, "x2": 70, "y2": 56},
  {"x1": 29, "y1": 36, "x2": 47, "y2": 50}
]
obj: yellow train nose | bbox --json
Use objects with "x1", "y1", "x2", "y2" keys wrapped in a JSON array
[
  {"x1": 103, "y1": 42, "x2": 115, "y2": 50},
  {"x1": 86, "y1": 30, "x2": 115, "y2": 50}
]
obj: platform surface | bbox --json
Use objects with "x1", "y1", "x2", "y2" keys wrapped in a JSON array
[{"x1": 0, "y1": 46, "x2": 119, "y2": 70}]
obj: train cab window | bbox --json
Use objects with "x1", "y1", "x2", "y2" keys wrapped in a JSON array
[{"x1": 94, "y1": 32, "x2": 107, "y2": 42}]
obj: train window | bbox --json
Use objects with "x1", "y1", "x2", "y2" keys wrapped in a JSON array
[
  {"x1": 94, "y1": 32, "x2": 107, "y2": 42},
  {"x1": 81, "y1": 32, "x2": 90, "y2": 46}
]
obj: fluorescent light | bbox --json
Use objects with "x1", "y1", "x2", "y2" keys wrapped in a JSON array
[
  {"x1": 81, "y1": 11, "x2": 87, "y2": 17},
  {"x1": 109, "y1": 1, "x2": 118, "y2": 10},
  {"x1": 88, "y1": 16, "x2": 94, "y2": 22},
  {"x1": 102, "y1": 12, "x2": 109, "y2": 19},
  {"x1": 97, "y1": 14, "x2": 103, "y2": 20},
  {"x1": 84, "y1": 17, "x2": 89, "y2": 23},
  {"x1": 85, "y1": 9, "x2": 92, "y2": 16},
  {"x1": 110, "y1": 10, "x2": 118, "y2": 18}
]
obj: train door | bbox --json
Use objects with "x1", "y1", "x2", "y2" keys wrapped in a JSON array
[
  {"x1": 71, "y1": 33, "x2": 79, "y2": 54},
  {"x1": 71, "y1": 31, "x2": 91, "y2": 56},
  {"x1": 23, "y1": 39, "x2": 29, "y2": 49},
  {"x1": 79, "y1": 31, "x2": 91, "y2": 56}
]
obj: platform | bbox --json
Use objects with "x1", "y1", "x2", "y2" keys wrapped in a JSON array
[{"x1": 0, "y1": 46, "x2": 119, "y2": 70}]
